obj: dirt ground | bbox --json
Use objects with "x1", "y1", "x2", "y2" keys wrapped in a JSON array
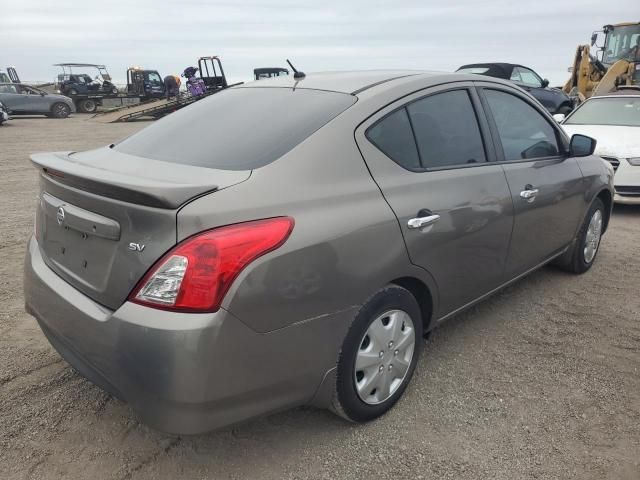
[{"x1": 1, "y1": 115, "x2": 639, "y2": 480}]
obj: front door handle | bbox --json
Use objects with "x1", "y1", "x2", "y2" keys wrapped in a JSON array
[
  {"x1": 520, "y1": 186, "x2": 539, "y2": 203},
  {"x1": 408, "y1": 214, "x2": 440, "y2": 229}
]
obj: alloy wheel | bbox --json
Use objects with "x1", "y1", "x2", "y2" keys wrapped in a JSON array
[{"x1": 583, "y1": 209, "x2": 602, "y2": 264}]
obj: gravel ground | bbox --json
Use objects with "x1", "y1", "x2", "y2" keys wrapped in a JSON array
[{"x1": 1, "y1": 115, "x2": 639, "y2": 480}]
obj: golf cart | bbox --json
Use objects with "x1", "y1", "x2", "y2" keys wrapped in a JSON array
[
  {"x1": 126, "y1": 67, "x2": 165, "y2": 100},
  {"x1": 254, "y1": 67, "x2": 289, "y2": 80},
  {"x1": 54, "y1": 63, "x2": 119, "y2": 112}
]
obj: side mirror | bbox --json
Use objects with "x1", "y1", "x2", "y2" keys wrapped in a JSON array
[
  {"x1": 541, "y1": 78, "x2": 550, "y2": 88},
  {"x1": 569, "y1": 134, "x2": 596, "y2": 157},
  {"x1": 553, "y1": 113, "x2": 566, "y2": 123},
  {"x1": 590, "y1": 33, "x2": 598, "y2": 46}
]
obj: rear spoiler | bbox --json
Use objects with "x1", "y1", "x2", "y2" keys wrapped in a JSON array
[{"x1": 31, "y1": 149, "x2": 248, "y2": 209}]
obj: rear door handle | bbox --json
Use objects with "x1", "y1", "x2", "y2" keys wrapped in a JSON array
[
  {"x1": 520, "y1": 186, "x2": 539, "y2": 203},
  {"x1": 408, "y1": 214, "x2": 440, "y2": 229}
]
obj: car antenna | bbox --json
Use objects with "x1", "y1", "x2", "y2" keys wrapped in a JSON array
[{"x1": 286, "y1": 59, "x2": 305, "y2": 79}]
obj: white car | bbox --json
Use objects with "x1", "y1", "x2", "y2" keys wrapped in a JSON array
[{"x1": 558, "y1": 91, "x2": 640, "y2": 205}]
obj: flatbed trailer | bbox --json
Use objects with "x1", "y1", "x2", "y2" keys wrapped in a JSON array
[{"x1": 91, "y1": 83, "x2": 242, "y2": 123}]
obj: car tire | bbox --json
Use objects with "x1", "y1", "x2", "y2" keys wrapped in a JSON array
[
  {"x1": 556, "y1": 197, "x2": 605, "y2": 274},
  {"x1": 77, "y1": 99, "x2": 97, "y2": 113},
  {"x1": 50, "y1": 102, "x2": 71, "y2": 119},
  {"x1": 557, "y1": 105, "x2": 573, "y2": 115},
  {"x1": 331, "y1": 285, "x2": 423, "y2": 423}
]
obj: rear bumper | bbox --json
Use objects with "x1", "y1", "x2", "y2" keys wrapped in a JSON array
[{"x1": 24, "y1": 236, "x2": 351, "y2": 434}]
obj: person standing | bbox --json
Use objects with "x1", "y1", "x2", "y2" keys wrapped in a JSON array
[{"x1": 163, "y1": 74, "x2": 181, "y2": 101}]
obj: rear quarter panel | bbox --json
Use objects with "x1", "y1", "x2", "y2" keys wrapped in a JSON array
[{"x1": 176, "y1": 110, "x2": 437, "y2": 334}]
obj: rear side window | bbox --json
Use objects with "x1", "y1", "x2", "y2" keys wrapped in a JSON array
[
  {"x1": 484, "y1": 89, "x2": 560, "y2": 160},
  {"x1": 407, "y1": 90, "x2": 486, "y2": 168},
  {"x1": 115, "y1": 87, "x2": 356, "y2": 170},
  {"x1": 366, "y1": 108, "x2": 420, "y2": 170}
]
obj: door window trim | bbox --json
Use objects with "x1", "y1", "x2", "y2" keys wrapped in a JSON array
[
  {"x1": 474, "y1": 83, "x2": 570, "y2": 164},
  {"x1": 363, "y1": 84, "x2": 496, "y2": 173}
]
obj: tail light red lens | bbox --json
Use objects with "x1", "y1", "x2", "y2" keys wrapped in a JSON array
[{"x1": 129, "y1": 217, "x2": 294, "y2": 312}]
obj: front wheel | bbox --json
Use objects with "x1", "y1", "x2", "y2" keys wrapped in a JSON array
[
  {"x1": 50, "y1": 102, "x2": 71, "y2": 118},
  {"x1": 556, "y1": 198, "x2": 605, "y2": 274},
  {"x1": 332, "y1": 285, "x2": 422, "y2": 423}
]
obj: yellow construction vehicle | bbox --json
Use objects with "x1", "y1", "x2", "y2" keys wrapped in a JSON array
[{"x1": 563, "y1": 22, "x2": 640, "y2": 102}]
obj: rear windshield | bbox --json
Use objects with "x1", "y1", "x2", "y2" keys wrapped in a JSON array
[{"x1": 115, "y1": 87, "x2": 356, "y2": 170}]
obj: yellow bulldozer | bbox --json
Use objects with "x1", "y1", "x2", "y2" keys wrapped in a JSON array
[{"x1": 563, "y1": 22, "x2": 640, "y2": 102}]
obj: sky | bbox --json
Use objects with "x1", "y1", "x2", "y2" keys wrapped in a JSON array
[{"x1": 2, "y1": 0, "x2": 637, "y2": 87}]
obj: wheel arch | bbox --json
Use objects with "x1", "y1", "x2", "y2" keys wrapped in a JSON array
[{"x1": 389, "y1": 276, "x2": 434, "y2": 333}]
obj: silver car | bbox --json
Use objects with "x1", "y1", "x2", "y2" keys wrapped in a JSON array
[
  {"x1": 24, "y1": 71, "x2": 613, "y2": 434},
  {"x1": 0, "y1": 83, "x2": 75, "y2": 118}
]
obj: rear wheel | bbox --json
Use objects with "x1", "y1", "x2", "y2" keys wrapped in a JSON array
[
  {"x1": 77, "y1": 99, "x2": 97, "y2": 113},
  {"x1": 332, "y1": 285, "x2": 422, "y2": 422},
  {"x1": 556, "y1": 198, "x2": 605, "y2": 274},
  {"x1": 50, "y1": 102, "x2": 71, "y2": 119}
]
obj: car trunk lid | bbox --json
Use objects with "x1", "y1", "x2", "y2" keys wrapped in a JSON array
[{"x1": 32, "y1": 148, "x2": 251, "y2": 310}]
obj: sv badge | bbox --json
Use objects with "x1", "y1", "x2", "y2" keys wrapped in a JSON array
[{"x1": 128, "y1": 242, "x2": 145, "y2": 252}]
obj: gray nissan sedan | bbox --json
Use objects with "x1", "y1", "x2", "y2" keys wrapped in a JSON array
[{"x1": 24, "y1": 71, "x2": 614, "y2": 434}]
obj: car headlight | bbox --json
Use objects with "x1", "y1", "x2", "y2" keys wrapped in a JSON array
[{"x1": 628, "y1": 158, "x2": 640, "y2": 166}]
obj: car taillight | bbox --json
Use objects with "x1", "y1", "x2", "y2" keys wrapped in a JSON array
[{"x1": 129, "y1": 217, "x2": 294, "y2": 312}]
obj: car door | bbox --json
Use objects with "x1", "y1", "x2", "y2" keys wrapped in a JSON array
[
  {"x1": 355, "y1": 83, "x2": 514, "y2": 317},
  {"x1": 0, "y1": 84, "x2": 25, "y2": 112},
  {"x1": 476, "y1": 84, "x2": 585, "y2": 279},
  {"x1": 22, "y1": 86, "x2": 51, "y2": 113}
]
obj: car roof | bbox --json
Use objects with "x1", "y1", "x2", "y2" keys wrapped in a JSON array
[
  {"x1": 53, "y1": 63, "x2": 106, "y2": 68},
  {"x1": 457, "y1": 63, "x2": 530, "y2": 79},
  {"x1": 240, "y1": 70, "x2": 429, "y2": 95}
]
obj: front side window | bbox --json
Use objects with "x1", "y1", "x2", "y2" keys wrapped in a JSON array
[
  {"x1": 484, "y1": 89, "x2": 560, "y2": 160},
  {"x1": 146, "y1": 72, "x2": 162, "y2": 85},
  {"x1": 408, "y1": 90, "x2": 486, "y2": 168},
  {"x1": 514, "y1": 67, "x2": 542, "y2": 88},
  {"x1": 0, "y1": 84, "x2": 18, "y2": 94}
]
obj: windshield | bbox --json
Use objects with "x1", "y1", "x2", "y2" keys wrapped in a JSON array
[
  {"x1": 145, "y1": 72, "x2": 162, "y2": 85},
  {"x1": 116, "y1": 87, "x2": 356, "y2": 170},
  {"x1": 603, "y1": 24, "x2": 640, "y2": 64},
  {"x1": 564, "y1": 97, "x2": 640, "y2": 126}
]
